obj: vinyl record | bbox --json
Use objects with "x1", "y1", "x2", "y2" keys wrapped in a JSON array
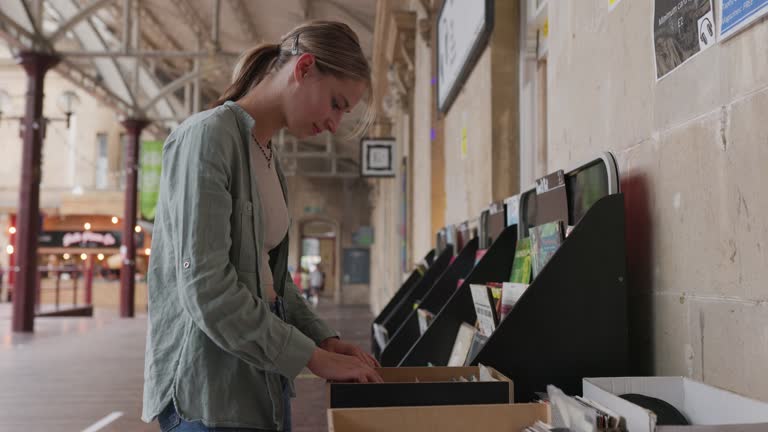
[{"x1": 619, "y1": 393, "x2": 690, "y2": 425}]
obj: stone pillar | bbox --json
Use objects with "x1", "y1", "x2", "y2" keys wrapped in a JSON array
[
  {"x1": 12, "y1": 52, "x2": 60, "y2": 332},
  {"x1": 489, "y1": 0, "x2": 521, "y2": 201},
  {"x1": 427, "y1": 0, "x2": 446, "y2": 238}
]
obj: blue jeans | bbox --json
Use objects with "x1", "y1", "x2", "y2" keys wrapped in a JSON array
[{"x1": 157, "y1": 381, "x2": 292, "y2": 431}]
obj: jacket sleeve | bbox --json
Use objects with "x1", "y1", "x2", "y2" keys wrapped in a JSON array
[
  {"x1": 167, "y1": 119, "x2": 316, "y2": 381},
  {"x1": 283, "y1": 274, "x2": 339, "y2": 345}
]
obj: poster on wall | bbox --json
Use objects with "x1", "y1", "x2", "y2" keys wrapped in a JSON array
[
  {"x1": 720, "y1": 0, "x2": 768, "y2": 40},
  {"x1": 437, "y1": 0, "x2": 494, "y2": 113},
  {"x1": 653, "y1": 0, "x2": 716, "y2": 80},
  {"x1": 342, "y1": 248, "x2": 370, "y2": 285},
  {"x1": 140, "y1": 140, "x2": 163, "y2": 221}
]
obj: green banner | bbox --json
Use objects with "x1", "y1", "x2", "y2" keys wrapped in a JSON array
[{"x1": 140, "y1": 140, "x2": 163, "y2": 221}]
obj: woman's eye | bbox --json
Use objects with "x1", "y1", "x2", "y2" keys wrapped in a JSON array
[{"x1": 332, "y1": 98, "x2": 340, "y2": 110}]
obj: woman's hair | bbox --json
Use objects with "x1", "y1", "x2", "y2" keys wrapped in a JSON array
[{"x1": 213, "y1": 20, "x2": 374, "y2": 138}]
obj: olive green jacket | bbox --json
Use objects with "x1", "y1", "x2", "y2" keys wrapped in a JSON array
[{"x1": 142, "y1": 101, "x2": 337, "y2": 429}]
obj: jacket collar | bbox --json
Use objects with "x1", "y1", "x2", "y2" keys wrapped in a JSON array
[{"x1": 223, "y1": 100, "x2": 290, "y2": 209}]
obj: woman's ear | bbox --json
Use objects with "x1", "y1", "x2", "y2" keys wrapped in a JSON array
[{"x1": 294, "y1": 53, "x2": 316, "y2": 83}]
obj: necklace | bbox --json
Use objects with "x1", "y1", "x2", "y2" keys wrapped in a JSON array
[{"x1": 251, "y1": 130, "x2": 273, "y2": 168}]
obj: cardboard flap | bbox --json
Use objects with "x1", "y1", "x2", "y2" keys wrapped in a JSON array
[{"x1": 681, "y1": 379, "x2": 768, "y2": 425}]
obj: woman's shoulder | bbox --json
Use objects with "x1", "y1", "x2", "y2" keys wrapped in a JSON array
[
  {"x1": 174, "y1": 104, "x2": 240, "y2": 139},
  {"x1": 162, "y1": 105, "x2": 246, "y2": 171}
]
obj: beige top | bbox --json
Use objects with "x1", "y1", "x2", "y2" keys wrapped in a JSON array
[{"x1": 250, "y1": 137, "x2": 289, "y2": 303}]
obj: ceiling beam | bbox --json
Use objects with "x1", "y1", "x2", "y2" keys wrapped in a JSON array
[
  {"x1": 55, "y1": 49, "x2": 238, "y2": 58},
  {"x1": 173, "y1": 0, "x2": 212, "y2": 47},
  {"x1": 141, "y1": 62, "x2": 226, "y2": 112},
  {"x1": 19, "y1": 0, "x2": 46, "y2": 48},
  {"x1": 138, "y1": 4, "x2": 185, "y2": 52},
  {"x1": 122, "y1": 0, "x2": 131, "y2": 52},
  {"x1": 0, "y1": 8, "x2": 38, "y2": 49},
  {"x1": 230, "y1": 0, "x2": 260, "y2": 43},
  {"x1": 56, "y1": 58, "x2": 134, "y2": 115},
  {"x1": 211, "y1": 0, "x2": 221, "y2": 49},
  {"x1": 48, "y1": 0, "x2": 119, "y2": 43},
  {"x1": 136, "y1": 3, "x2": 188, "y2": 75}
]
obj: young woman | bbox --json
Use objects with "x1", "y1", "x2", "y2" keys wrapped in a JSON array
[{"x1": 142, "y1": 21, "x2": 382, "y2": 432}]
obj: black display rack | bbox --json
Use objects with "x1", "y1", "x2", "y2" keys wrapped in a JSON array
[
  {"x1": 398, "y1": 193, "x2": 629, "y2": 402},
  {"x1": 370, "y1": 250, "x2": 435, "y2": 358},
  {"x1": 379, "y1": 238, "x2": 478, "y2": 366},
  {"x1": 368, "y1": 152, "x2": 627, "y2": 401},
  {"x1": 372, "y1": 246, "x2": 454, "y2": 360},
  {"x1": 399, "y1": 223, "x2": 518, "y2": 367}
]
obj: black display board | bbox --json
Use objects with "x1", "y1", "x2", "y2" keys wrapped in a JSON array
[{"x1": 379, "y1": 238, "x2": 478, "y2": 367}]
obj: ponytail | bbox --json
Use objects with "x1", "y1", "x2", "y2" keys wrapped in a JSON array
[{"x1": 211, "y1": 44, "x2": 280, "y2": 107}]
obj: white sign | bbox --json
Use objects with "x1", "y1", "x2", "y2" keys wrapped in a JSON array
[
  {"x1": 437, "y1": 0, "x2": 493, "y2": 112},
  {"x1": 720, "y1": 0, "x2": 768, "y2": 40},
  {"x1": 62, "y1": 231, "x2": 117, "y2": 248},
  {"x1": 470, "y1": 284, "x2": 497, "y2": 337},
  {"x1": 503, "y1": 195, "x2": 520, "y2": 227},
  {"x1": 361, "y1": 138, "x2": 396, "y2": 177}
]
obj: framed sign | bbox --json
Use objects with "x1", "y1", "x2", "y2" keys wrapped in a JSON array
[
  {"x1": 360, "y1": 138, "x2": 396, "y2": 177},
  {"x1": 437, "y1": 0, "x2": 494, "y2": 113},
  {"x1": 720, "y1": 0, "x2": 768, "y2": 40},
  {"x1": 653, "y1": 0, "x2": 715, "y2": 80}
]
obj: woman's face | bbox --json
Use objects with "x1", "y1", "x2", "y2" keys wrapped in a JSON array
[{"x1": 285, "y1": 54, "x2": 367, "y2": 139}]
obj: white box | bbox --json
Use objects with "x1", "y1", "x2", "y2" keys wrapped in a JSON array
[{"x1": 583, "y1": 377, "x2": 768, "y2": 432}]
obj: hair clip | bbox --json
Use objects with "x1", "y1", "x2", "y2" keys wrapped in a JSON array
[{"x1": 291, "y1": 33, "x2": 300, "y2": 55}]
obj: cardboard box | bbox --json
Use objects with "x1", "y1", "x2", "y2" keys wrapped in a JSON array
[
  {"x1": 583, "y1": 377, "x2": 768, "y2": 432},
  {"x1": 327, "y1": 366, "x2": 513, "y2": 409},
  {"x1": 328, "y1": 402, "x2": 549, "y2": 432}
]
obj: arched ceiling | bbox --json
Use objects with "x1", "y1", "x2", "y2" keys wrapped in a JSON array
[{"x1": 0, "y1": 0, "x2": 376, "y2": 177}]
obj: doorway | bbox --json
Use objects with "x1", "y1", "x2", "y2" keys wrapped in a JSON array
[{"x1": 299, "y1": 219, "x2": 338, "y2": 301}]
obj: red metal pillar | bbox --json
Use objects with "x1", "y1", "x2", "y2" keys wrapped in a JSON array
[
  {"x1": 119, "y1": 118, "x2": 149, "y2": 318},
  {"x1": 85, "y1": 254, "x2": 94, "y2": 305},
  {"x1": 12, "y1": 52, "x2": 60, "y2": 332},
  {"x1": 35, "y1": 267, "x2": 41, "y2": 312},
  {"x1": 54, "y1": 269, "x2": 60, "y2": 309},
  {"x1": 72, "y1": 266, "x2": 79, "y2": 306}
]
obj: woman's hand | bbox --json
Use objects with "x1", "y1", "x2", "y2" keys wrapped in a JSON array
[
  {"x1": 319, "y1": 337, "x2": 380, "y2": 368},
  {"x1": 306, "y1": 348, "x2": 383, "y2": 383}
]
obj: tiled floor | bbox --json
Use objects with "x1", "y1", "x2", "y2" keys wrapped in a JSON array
[{"x1": 0, "y1": 297, "x2": 374, "y2": 432}]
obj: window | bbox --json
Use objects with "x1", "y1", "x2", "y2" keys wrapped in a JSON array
[
  {"x1": 95, "y1": 132, "x2": 108, "y2": 189},
  {"x1": 118, "y1": 132, "x2": 127, "y2": 189}
]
